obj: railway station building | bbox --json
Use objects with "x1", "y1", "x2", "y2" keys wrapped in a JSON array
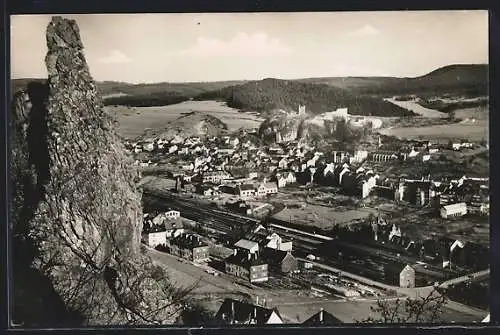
[{"x1": 440, "y1": 202, "x2": 467, "y2": 219}]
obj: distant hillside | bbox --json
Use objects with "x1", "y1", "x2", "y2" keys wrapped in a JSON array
[
  {"x1": 194, "y1": 78, "x2": 415, "y2": 117},
  {"x1": 12, "y1": 64, "x2": 487, "y2": 108},
  {"x1": 297, "y1": 64, "x2": 488, "y2": 96},
  {"x1": 11, "y1": 78, "x2": 247, "y2": 107}
]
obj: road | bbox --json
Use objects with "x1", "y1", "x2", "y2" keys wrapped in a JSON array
[
  {"x1": 144, "y1": 190, "x2": 477, "y2": 286},
  {"x1": 142, "y1": 190, "x2": 489, "y2": 321},
  {"x1": 438, "y1": 269, "x2": 490, "y2": 289},
  {"x1": 303, "y1": 257, "x2": 488, "y2": 319},
  {"x1": 298, "y1": 257, "x2": 403, "y2": 293}
]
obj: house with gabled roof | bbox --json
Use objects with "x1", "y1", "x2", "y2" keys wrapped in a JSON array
[
  {"x1": 215, "y1": 298, "x2": 284, "y2": 325},
  {"x1": 302, "y1": 308, "x2": 343, "y2": 325},
  {"x1": 234, "y1": 239, "x2": 259, "y2": 254},
  {"x1": 260, "y1": 248, "x2": 297, "y2": 274}
]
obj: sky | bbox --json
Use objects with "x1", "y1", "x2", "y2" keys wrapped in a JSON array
[{"x1": 10, "y1": 11, "x2": 488, "y2": 83}]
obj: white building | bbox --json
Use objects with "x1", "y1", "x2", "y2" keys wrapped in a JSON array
[
  {"x1": 429, "y1": 148, "x2": 439, "y2": 154},
  {"x1": 408, "y1": 148, "x2": 419, "y2": 158},
  {"x1": 247, "y1": 172, "x2": 259, "y2": 180},
  {"x1": 144, "y1": 231, "x2": 167, "y2": 248},
  {"x1": 350, "y1": 150, "x2": 368, "y2": 164},
  {"x1": 257, "y1": 182, "x2": 278, "y2": 197},
  {"x1": 277, "y1": 176, "x2": 287, "y2": 188},
  {"x1": 265, "y1": 233, "x2": 293, "y2": 252},
  {"x1": 239, "y1": 184, "x2": 256, "y2": 198},
  {"x1": 440, "y1": 202, "x2": 467, "y2": 219},
  {"x1": 203, "y1": 170, "x2": 232, "y2": 184},
  {"x1": 169, "y1": 145, "x2": 179, "y2": 154},
  {"x1": 152, "y1": 210, "x2": 181, "y2": 225},
  {"x1": 144, "y1": 142, "x2": 154, "y2": 152},
  {"x1": 234, "y1": 239, "x2": 259, "y2": 254},
  {"x1": 278, "y1": 157, "x2": 289, "y2": 169},
  {"x1": 323, "y1": 163, "x2": 336, "y2": 176}
]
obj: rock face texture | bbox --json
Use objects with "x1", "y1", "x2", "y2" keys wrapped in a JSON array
[{"x1": 11, "y1": 16, "x2": 183, "y2": 326}]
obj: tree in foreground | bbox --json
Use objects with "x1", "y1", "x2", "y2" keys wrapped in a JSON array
[{"x1": 360, "y1": 288, "x2": 448, "y2": 323}]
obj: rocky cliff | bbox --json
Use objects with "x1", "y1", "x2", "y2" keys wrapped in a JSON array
[
  {"x1": 11, "y1": 16, "x2": 186, "y2": 327},
  {"x1": 258, "y1": 110, "x2": 368, "y2": 146}
]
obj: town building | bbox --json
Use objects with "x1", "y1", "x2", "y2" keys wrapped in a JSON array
[
  {"x1": 169, "y1": 234, "x2": 210, "y2": 263},
  {"x1": 215, "y1": 298, "x2": 284, "y2": 325},
  {"x1": 239, "y1": 184, "x2": 256, "y2": 198},
  {"x1": 406, "y1": 181, "x2": 431, "y2": 206},
  {"x1": 202, "y1": 170, "x2": 232, "y2": 184},
  {"x1": 332, "y1": 151, "x2": 349, "y2": 164},
  {"x1": 257, "y1": 182, "x2": 278, "y2": 197},
  {"x1": 385, "y1": 264, "x2": 415, "y2": 288},
  {"x1": 368, "y1": 151, "x2": 404, "y2": 162},
  {"x1": 264, "y1": 233, "x2": 293, "y2": 251},
  {"x1": 245, "y1": 231, "x2": 293, "y2": 252},
  {"x1": 441, "y1": 202, "x2": 468, "y2": 219},
  {"x1": 261, "y1": 248, "x2": 297, "y2": 274},
  {"x1": 164, "y1": 220, "x2": 185, "y2": 238},
  {"x1": 150, "y1": 209, "x2": 181, "y2": 225},
  {"x1": 224, "y1": 250, "x2": 269, "y2": 283},
  {"x1": 247, "y1": 172, "x2": 259, "y2": 179},
  {"x1": 234, "y1": 239, "x2": 259, "y2": 254},
  {"x1": 302, "y1": 308, "x2": 343, "y2": 325},
  {"x1": 143, "y1": 231, "x2": 167, "y2": 248},
  {"x1": 350, "y1": 150, "x2": 369, "y2": 164}
]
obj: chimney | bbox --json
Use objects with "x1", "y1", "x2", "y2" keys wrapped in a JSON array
[{"x1": 319, "y1": 308, "x2": 324, "y2": 322}]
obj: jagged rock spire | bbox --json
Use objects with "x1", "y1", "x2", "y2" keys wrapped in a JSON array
[{"x1": 12, "y1": 16, "x2": 185, "y2": 326}]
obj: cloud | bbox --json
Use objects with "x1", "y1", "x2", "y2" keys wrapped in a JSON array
[
  {"x1": 347, "y1": 24, "x2": 380, "y2": 37},
  {"x1": 98, "y1": 49, "x2": 132, "y2": 64},
  {"x1": 177, "y1": 32, "x2": 293, "y2": 57}
]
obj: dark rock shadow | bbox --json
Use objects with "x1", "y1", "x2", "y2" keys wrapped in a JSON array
[{"x1": 11, "y1": 81, "x2": 85, "y2": 327}]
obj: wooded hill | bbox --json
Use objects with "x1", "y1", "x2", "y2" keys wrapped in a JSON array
[
  {"x1": 12, "y1": 64, "x2": 487, "y2": 113},
  {"x1": 194, "y1": 78, "x2": 415, "y2": 116}
]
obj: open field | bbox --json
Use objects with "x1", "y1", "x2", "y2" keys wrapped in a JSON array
[
  {"x1": 389, "y1": 209, "x2": 489, "y2": 245},
  {"x1": 272, "y1": 202, "x2": 378, "y2": 229},
  {"x1": 384, "y1": 98, "x2": 448, "y2": 118},
  {"x1": 105, "y1": 100, "x2": 264, "y2": 139},
  {"x1": 378, "y1": 120, "x2": 488, "y2": 142},
  {"x1": 452, "y1": 106, "x2": 489, "y2": 121}
]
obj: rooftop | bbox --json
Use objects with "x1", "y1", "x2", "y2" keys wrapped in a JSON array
[
  {"x1": 442, "y1": 202, "x2": 467, "y2": 211},
  {"x1": 234, "y1": 239, "x2": 259, "y2": 251},
  {"x1": 302, "y1": 309, "x2": 343, "y2": 325},
  {"x1": 215, "y1": 298, "x2": 281, "y2": 325},
  {"x1": 170, "y1": 234, "x2": 207, "y2": 249},
  {"x1": 239, "y1": 184, "x2": 256, "y2": 191},
  {"x1": 225, "y1": 250, "x2": 267, "y2": 267},
  {"x1": 260, "y1": 248, "x2": 294, "y2": 266}
]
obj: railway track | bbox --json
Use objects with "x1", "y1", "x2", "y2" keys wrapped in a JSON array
[
  {"x1": 143, "y1": 191, "x2": 461, "y2": 282},
  {"x1": 143, "y1": 192, "x2": 259, "y2": 235}
]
